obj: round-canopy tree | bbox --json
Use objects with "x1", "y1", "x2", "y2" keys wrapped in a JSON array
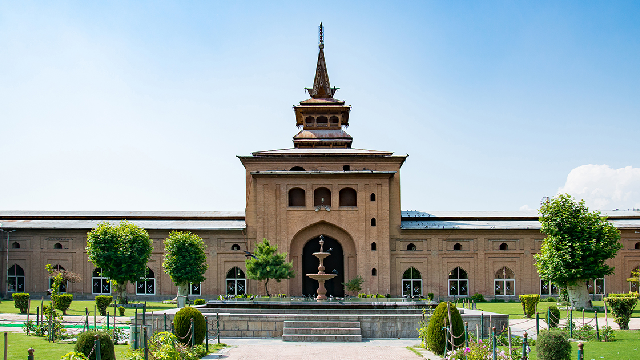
[
  {"x1": 246, "y1": 238, "x2": 295, "y2": 296},
  {"x1": 86, "y1": 221, "x2": 152, "y2": 304},
  {"x1": 162, "y1": 231, "x2": 208, "y2": 308},
  {"x1": 535, "y1": 194, "x2": 622, "y2": 308}
]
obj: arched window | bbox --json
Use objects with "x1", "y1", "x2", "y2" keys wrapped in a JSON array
[
  {"x1": 406, "y1": 243, "x2": 416, "y2": 251},
  {"x1": 190, "y1": 282, "x2": 201, "y2": 296},
  {"x1": 11, "y1": 242, "x2": 19, "y2": 249},
  {"x1": 339, "y1": 187, "x2": 357, "y2": 207},
  {"x1": 92, "y1": 268, "x2": 110, "y2": 295},
  {"x1": 453, "y1": 243, "x2": 462, "y2": 251},
  {"x1": 370, "y1": 193, "x2": 376, "y2": 201},
  {"x1": 494, "y1": 267, "x2": 515, "y2": 296},
  {"x1": 290, "y1": 166, "x2": 305, "y2": 171},
  {"x1": 630, "y1": 266, "x2": 639, "y2": 293},
  {"x1": 314, "y1": 187, "x2": 331, "y2": 207},
  {"x1": 316, "y1": 116, "x2": 328, "y2": 126},
  {"x1": 231, "y1": 244, "x2": 241, "y2": 251},
  {"x1": 371, "y1": 242, "x2": 377, "y2": 251},
  {"x1": 371, "y1": 218, "x2": 377, "y2": 227},
  {"x1": 540, "y1": 280, "x2": 558, "y2": 296},
  {"x1": 48, "y1": 264, "x2": 67, "y2": 293},
  {"x1": 289, "y1": 187, "x2": 306, "y2": 207},
  {"x1": 54, "y1": 243, "x2": 63, "y2": 249},
  {"x1": 635, "y1": 242, "x2": 640, "y2": 250},
  {"x1": 448, "y1": 267, "x2": 468, "y2": 296},
  {"x1": 136, "y1": 268, "x2": 155, "y2": 295},
  {"x1": 402, "y1": 267, "x2": 422, "y2": 297},
  {"x1": 329, "y1": 116, "x2": 339, "y2": 126},
  {"x1": 226, "y1": 267, "x2": 246, "y2": 296},
  {"x1": 305, "y1": 116, "x2": 314, "y2": 127},
  {"x1": 499, "y1": 243, "x2": 508, "y2": 251},
  {"x1": 7, "y1": 264, "x2": 25, "y2": 292},
  {"x1": 372, "y1": 268, "x2": 377, "y2": 276}
]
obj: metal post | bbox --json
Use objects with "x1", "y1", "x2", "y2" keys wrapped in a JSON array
[
  {"x1": 164, "y1": 313, "x2": 167, "y2": 332},
  {"x1": 443, "y1": 319, "x2": 448, "y2": 355},
  {"x1": 492, "y1": 327, "x2": 497, "y2": 360},
  {"x1": 95, "y1": 336, "x2": 101, "y2": 360},
  {"x1": 36, "y1": 307, "x2": 39, "y2": 327},
  {"x1": 190, "y1": 318, "x2": 195, "y2": 347},
  {"x1": 4, "y1": 331, "x2": 7, "y2": 360},
  {"x1": 569, "y1": 308, "x2": 573, "y2": 338},
  {"x1": 205, "y1": 317, "x2": 209, "y2": 353},
  {"x1": 144, "y1": 326, "x2": 148, "y2": 360},
  {"x1": 216, "y1": 312, "x2": 220, "y2": 344},
  {"x1": 142, "y1": 303, "x2": 146, "y2": 329},
  {"x1": 134, "y1": 308, "x2": 138, "y2": 350},
  {"x1": 577, "y1": 342, "x2": 584, "y2": 360},
  {"x1": 27, "y1": 348, "x2": 34, "y2": 360},
  {"x1": 94, "y1": 305, "x2": 97, "y2": 330},
  {"x1": 480, "y1": 312, "x2": 484, "y2": 339},
  {"x1": 595, "y1": 311, "x2": 600, "y2": 341},
  {"x1": 85, "y1": 307, "x2": 89, "y2": 332},
  {"x1": 521, "y1": 331, "x2": 528, "y2": 360},
  {"x1": 113, "y1": 301, "x2": 116, "y2": 339},
  {"x1": 464, "y1": 321, "x2": 468, "y2": 348},
  {"x1": 107, "y1": 313, "x2": 109, "y2": 330},
  {"x1": 536, "y1": 312, "x2": 539, "y2": 335},
  {"x1": 547, "y1": 307, "x2": 550, "y2": 330},
  {"x1": 507, "y1": 327, "x2": 512, "y2": 357}
]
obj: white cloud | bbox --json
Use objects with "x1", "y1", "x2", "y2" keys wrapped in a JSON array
[
  {"x1": 519, "y1": 205, "x2": 532, "y2": 211},
  {"x1": 558, "y1": 165, "x2": 640, "y2": 210}
]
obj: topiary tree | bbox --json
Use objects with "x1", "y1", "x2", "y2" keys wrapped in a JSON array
[
  {"x1": 86, "y1": 221, "x2": 152, "y2": 304},
  {"x1": 605, "y1": 293, "x2": 638, "y2": 330},
  {"x1": 536, "y1": 329, "x2": 571, "y2": 360},
  {"x1": 535, "y1": 194, "x2": 622, "y2": 309},
  {"x1": 424, "y1": 302, "x2": 464, "y2": 355},
  {"x1": 546, "y1": 305, "x2": 560, "y2": 328},
  {"x1": 75, "y1": 330, "x2": 115, "y2": 360},
  {"x1": 245, "y1": 238, "x2": 295, "y2": 296},
  {"x1": 173, "y1": 306, "x2": 206, "y2": 345},
  {"x1": 95, "y1": 295, "x2": 113, "y2": 316},
  {"x1": 12, "y1": 292, "x2": 29, "y2": 313},
  {"x1": 162, "y1": 231, "x2": 208, "y2": 308},
  {"x1": 519, "y1": 294, "x2": 540, "y2": 318}
]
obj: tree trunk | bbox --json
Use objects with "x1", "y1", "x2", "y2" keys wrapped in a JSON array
[
  {"x1": 177, "y1": 284, "x2": 189, "y2": 308},
  {"x1": 264, "y1": 278, "x2": 270, "y2": 297},
  {"x1": 115, "y1": 282, "x2": 129, "y2": 304},
  {"x1": 567, "y1": 282, "x2": 592, "y2": 309}
]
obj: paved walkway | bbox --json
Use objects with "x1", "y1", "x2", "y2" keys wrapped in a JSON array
[{"x1": 203, "y1": 339, "x2": 438, "y2": 360}]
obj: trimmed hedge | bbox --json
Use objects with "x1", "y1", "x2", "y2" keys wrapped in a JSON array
[
  {"x1": 424, "y1": 302, "x2": 464, "y2": 355},
  {"x1": 53, "y1": 294, "x2": 73, "y2": 315},
  {"x1": 546, "y1": 305, "x2": 560, "y2": 328},
  {"x1": 605, "y1": 293, "x2": 638, "y2": 330},
  {"x1": 536, "y1": 329, "x2": 571, "y2": 360},
  {"x1": 194, "y1": 298, "x2": 206, "y2": 305},
  {"x1": 75, "y1": 330, "x2": 115, "y2": 360},
  {"x1": 519, "y1": 294, "x2": 540, "y2": 318},
  {"x1": 173, "y1": 306, "x2": 206, "y2": 345},
  {"x1": 95, "y1": 295, "x2": 113, "y2": 316},
  {"x1": 12, "y1": 292, "x2": 30, "y2": 313}
]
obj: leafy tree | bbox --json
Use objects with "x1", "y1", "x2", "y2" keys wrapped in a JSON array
[
  {"x1": 46, "y1": 264, "x2": 81, "y2": 314},
  {"x1": 162, "y1": 231, "x2": 208, "y2": 308},
  {"x1": 343, "y1": 275, "x2": 364, "y2": 296},
  {"x1": 245, "y1": 238, "x2": 295, "y2": 296},
  {"x1": 535, "y1": 194, "x2": 622, "y2": 308},
  {"x1": 86, "y1": 221, "x2": 152, "y2": 304}
]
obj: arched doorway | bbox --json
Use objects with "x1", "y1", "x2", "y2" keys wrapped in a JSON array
[{"x1": 302, "y1": 235, "x2": 344, "y2": 297}]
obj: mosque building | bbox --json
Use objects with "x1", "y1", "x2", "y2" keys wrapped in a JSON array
[{"x1": 2, "y1": 27, "x2": 639, "y2": 301}]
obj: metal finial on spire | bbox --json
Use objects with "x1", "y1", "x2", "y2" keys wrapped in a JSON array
[{"x1": 319, "y1": 23, "x2": 324, "y2": 49}]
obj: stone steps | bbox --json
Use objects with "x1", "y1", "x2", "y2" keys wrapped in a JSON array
[{"x1": 282, "y1": 320, "x2": 362, "y2": 342}]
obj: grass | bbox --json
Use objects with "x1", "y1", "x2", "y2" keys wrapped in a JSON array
[
  {"x1": 473, "y1": 300, "x2": 640, "y2": 320},
  {"x1": 2, "y1": 331, "x2": 130, "y2": 359},
  {"x1": 0, "y1": 299, "x2": 177, "y2": 317}
]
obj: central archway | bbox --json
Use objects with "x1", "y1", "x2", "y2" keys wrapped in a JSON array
[{"x1": 302, "y1": 235, "x2": 344, "y2": 297}]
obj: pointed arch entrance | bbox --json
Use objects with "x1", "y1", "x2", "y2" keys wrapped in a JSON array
[
  {"x1": 289, "y1": 221, "x2": 357, "y2": 296},
  {"x1": 303, "y1": 235, "x2": 344, "y2": 297}
]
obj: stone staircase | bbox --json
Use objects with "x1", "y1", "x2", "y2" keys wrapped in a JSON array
[{"x1": 282, "y1": 320, "x2": 362, "y2": 342}]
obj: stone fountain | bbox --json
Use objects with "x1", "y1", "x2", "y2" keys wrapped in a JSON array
[{"x1": 306, "y1": 235, "x2": 336, "y2": 301}]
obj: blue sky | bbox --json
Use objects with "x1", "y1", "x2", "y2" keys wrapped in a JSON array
[{"x1": 1, "y1": 1, "x2": 639, "y2": 212}]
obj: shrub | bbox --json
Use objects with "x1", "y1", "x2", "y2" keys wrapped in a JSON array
[
  {"x1": 427, "y1": 293, "x2": 434, "y2": 301},
  {"x1": 118, "y1": 306, "x2": 125, "y2": 316},
  {"x1": 575, "y1": 323, "x2": 595, "y2": 341},
  {"x1": 95, "y1": 296, "x2": 113, "y2": 316},
  {"x1": 470, "y1": 293, "x2": 485, "y2": 302},
  {"x1": 423, "y1": 302, "x2": 464, "y2": 355},
  {"x1": 519, "y1": 294, "x2": 540, "y2": 318},
  {"x1": 559, "y1": 288, "x2": 569, "y2": 302},
  {"x1": 60, "y1": 352, "x2": 89, "y2": 360},
  {"x1": 605, "y1": 293, "x2": 638, "y2": 330},
  {"x1": 53, "y1": 294, "x2": 73, "y2": 315},
  {"x1": 546, "y1": 305, "x2": 560, "y2": 328},
  {"x1": 445, "y1": 339, "x2": 510, "y2": 360},
  {"x1": 12, "y1": 293, "x2": 30, "y2": 313},
  {"x1": 194, "y1": 299, "x2": 206, "y2": 305},
  {"x1": 601, "y1": 325, "x2": 615, "y2": 342},
  {"x1": 536, "y1": 329, "x2": 571, "y2": 360},
  {"x1": 545, "y1": 297, "x2": 557, "y2": 302},
  {"x1": 173, "y1": 306, "x2": 206, "y2": 345},
  {"x1": 75, "y1": 330, "x2": 115, "y2": 360}
]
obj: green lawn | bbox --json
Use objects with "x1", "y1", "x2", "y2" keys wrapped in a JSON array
[
  {"x1": 2, "y1": 331, "x2": 131, "y2": 359},
  {"x1": 473, "y1": 300, "x2": 640, "y2": 320},
  {"x1": 0, "y1": 299, "x2": 177, "y2": 317}
]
